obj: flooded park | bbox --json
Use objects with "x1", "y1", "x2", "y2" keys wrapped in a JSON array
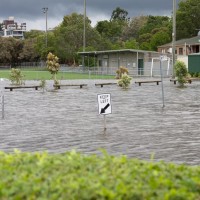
[{"x1": 1, "y1": 78, "x2": 200, "y2": 165}]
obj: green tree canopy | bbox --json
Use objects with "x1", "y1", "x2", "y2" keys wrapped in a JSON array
[
  {"x1": 110, "y1": 7, "x2": 129, "y2": 22},
  {"x1": 18, "y1": 39, "x2": 40, "y2": 62},
  {"x1": 121, "y1": 16, "x2": 148, "y2": 40},
  {"x1": 176, "y1": 0, "x2": 200, "y2": 40},
  {"x1": 54, "y1": 13, "x2": 105, "y2": 65},
  {"x1": 0, "y1": 37, "x2": 23, "y2": 66}
]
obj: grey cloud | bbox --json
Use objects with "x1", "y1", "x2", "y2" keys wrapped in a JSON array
[{"x1": 0, "y1": 0, "x2": 175, "y2": 29}]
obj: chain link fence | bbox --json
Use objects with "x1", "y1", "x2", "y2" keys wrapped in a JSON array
[{"x1": 0, "y1": 60, "x2": 173, "y2": 79}]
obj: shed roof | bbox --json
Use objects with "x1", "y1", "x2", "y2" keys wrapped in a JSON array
[{"x1": 78, "y1": 49, "x2": 160, "y2": 56}]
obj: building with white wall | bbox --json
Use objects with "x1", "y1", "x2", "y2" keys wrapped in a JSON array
[{"x1": 0, "y1": 17, "x2": 26, "y2": 39}]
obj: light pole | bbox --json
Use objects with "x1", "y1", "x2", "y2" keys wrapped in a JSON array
[
  {"x1": 82, "y1": 0, "x2": 86, "y2": 67},
  {"x1": 172, "y1": 0, "x2": 176, "y2": 77},
  {"x1": 42, "y1": 7, "x2": 48, "y2": 48}
]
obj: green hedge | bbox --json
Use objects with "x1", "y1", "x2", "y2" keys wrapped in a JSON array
[{"x1": 0, "y1": 150, "x2": 200, "y2": 200}]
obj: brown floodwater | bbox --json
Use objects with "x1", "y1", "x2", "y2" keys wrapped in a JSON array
[{"x1": 1, "y1": 78, "x2": 200, "y2": 165}]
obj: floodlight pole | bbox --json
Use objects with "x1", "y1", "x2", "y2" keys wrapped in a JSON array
[
  {"x1": 82, "y1": 0, "x2": 86, "y2": 67},
  {"x1": 42, "y1": 7, "x2": 48, "y2": 48},
  {"x1": 172, "y1": 0, "x2": 176, "y2": 77}
]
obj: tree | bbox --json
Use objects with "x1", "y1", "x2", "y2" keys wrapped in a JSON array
[
  {"x1": 95, "y1": 20, "x2": 123, "y2": 43},
  {"x1": 24, "y1": 30, "x2": 44, "y2": 39},
  {"x1": 46, "y1": 52, "x2": 60, "y2": 85},
  {"x1": 123, "y1": 39, "x2": 139, "y2": 49},
  {"x1": 175, "y1": 61, "x2": 188, "y2": 87},
  {"x1": 9, "y1": 68, "x2": 24, "y2": 85},
  {"x1": 176, "y1": 0, "x2": 200, "y2": 39},
  {"x1": 139, "y1": 15, "x2": 171, "y2": 36},
  {"x1": 118, "y1": 73, "x2": 132, "y2": 89},
  {"x1": 54, "y1": 13, "x2": 104, "y2": 65},
  {"x1": 137, "y1": 16, "x2": 171, "y2": 51},
  {"x1": 149, "y1": 28, "x2": 171, "y2": 50},
  {"x1": 0, "y1": 37, "x2": 23, "y2": 66},
  {"x1": 110, "y1": 7, "x2": 129, "y2": 22},
  {"x1": 116, "y1": 66, "x2": 129, "y2": 79},
  {"x1": 19, "y1": 39, "x2": 40, "y2": 62},
  {"x1": 121, "y1": 16, "x2": 148, "y2": 41}
]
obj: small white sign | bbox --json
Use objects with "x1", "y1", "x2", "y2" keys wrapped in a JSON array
[
  {"x1": 160, "y1": 55, "x2": 168, "y2": 61},
  {"x1": 97, "y1": 93, "x2": 112, "y2": 115}
]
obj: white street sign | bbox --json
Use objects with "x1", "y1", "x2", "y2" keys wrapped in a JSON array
[{"x1": 97, "y1": 93, "x2": 112, "y2": 115}]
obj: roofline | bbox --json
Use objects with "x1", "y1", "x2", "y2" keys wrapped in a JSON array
[
  {"x1": 158, "y1": 35, "x2": 200, "y2": 48},
  {"x1": 78, "y1": 49, "x2": 160, "y2": 56}
]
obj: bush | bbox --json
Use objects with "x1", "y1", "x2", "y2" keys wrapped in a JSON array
[
  {"x1": 175, "y1": 61, "x2": 188, "y2": 87},
  {"x1": 9, "y1": 68, "x2": 24, "y2": 85},
  {"x1": 118, "y1": 73, "x2": 132, "y2": 89},
  {"x1": 0, "y1": 150, "x2": 200, "y2": 200},
  {"x1": 116, "y1": 66, "x2": 129, "y2": 79},
  {"x1": 46, "y1": 52, "x2": 60, "y2": 85},
  {"x1": 39, "y1": 79, "x2": 46, "y2": 92}
]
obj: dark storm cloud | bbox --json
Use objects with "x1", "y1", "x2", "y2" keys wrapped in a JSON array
[{"x1": 0, "y1": 0, "x2": 175, "y2": 30}]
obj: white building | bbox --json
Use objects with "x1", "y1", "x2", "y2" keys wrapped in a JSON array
[{"x1": 0, "y1": 17, "x2": 26, "y2": 39}]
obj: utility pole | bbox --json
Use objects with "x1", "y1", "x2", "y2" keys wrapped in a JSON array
[
  {"x1": 42, "y1": 7, "x2": 48, "y2": 48},
  {"x1": 172, "y1": 0, "x2": 176, "y2": 77}
]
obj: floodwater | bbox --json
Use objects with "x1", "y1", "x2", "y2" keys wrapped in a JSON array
[{"x1": 1, "y1": 78, "x2": 200, "y2": 165}]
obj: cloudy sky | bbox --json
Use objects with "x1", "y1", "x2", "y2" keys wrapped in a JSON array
[{"x1": 0, "y1": 0, "x2": 177, "y2": 31}]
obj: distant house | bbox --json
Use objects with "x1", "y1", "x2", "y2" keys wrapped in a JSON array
[
  {"x1": 158, "y1": 34, "x2": 200, "y2": 68},
  {"x1": 157, "y1": 34, "x2": 200, "y2": 56},
  {"x1": 78, "y1": 49, "x2": 172, "y2": 77},
  {"x1": 0, "y1": 16, "x2": 26, "y2": 39}
]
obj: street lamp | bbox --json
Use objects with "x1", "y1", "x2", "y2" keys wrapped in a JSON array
[
  {"x1": 172, "y1": 0, "x2": 176, "y2": 77},
  {"x1": 42, "y1": 7, "x2": 48, "y2": 48}
]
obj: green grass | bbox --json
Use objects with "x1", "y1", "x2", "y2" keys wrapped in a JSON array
[
  {"x1": 0, "y1": 150, "x2": 200, "y2": 200},
  {"x1": 0, "y1": 70, "x2": 115, "y2": 80}
]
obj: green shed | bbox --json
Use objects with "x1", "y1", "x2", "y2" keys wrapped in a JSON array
[{"x1": 188, "y1": 53, "x2": 200, "y2": 73}]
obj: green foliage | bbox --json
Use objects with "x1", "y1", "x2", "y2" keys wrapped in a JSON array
[
  {"x1": 149, "y1": 28, "x2": 171, "y2": 51},
  {"x1": 121, "y1": 16, "x2": 148, "y2": 40},
  {"x1": 18, "y1": 38, "x2": 40, "y2": 62},
  {"x1": 0, "y1": 37, "x2": 23, "y2": 65},
  {"x1": 39, "y1": 79, "x2": 46, "y2": 92},
  {"x1": 176, "y1": 0, "x2": 200, "y2": 40},
  {"x1": 110, "y1": 7, "x2": 129, "y2": 22},
  {"x1": 139, "y1": 15, "x2": 171, "y2": 36},
  {"x1": 9, "y1": 68, "x2": 24, "y2": 85},
  {"x1": 123, "y1": 39, "x2": 139, "y2": 49},
  {"x1": 116, "y1": 66, "x2": 129, "y2": 79},
  {"x1": 46, "y1": 52, "x2": 60, "y2": 85},
  {"x1": 0, "y1": 150, "x2": 200, "y2": 199},
  {"x1": 175, "y1": 61, "x2": 188, "y2": 87},
  {"x1": 118, "y1": 73, "x2": 132, "y2": 89}
]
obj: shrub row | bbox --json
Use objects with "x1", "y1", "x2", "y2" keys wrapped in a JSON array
[{"x1": 0, "y1": 150, "x2": 200, "y2": 199}]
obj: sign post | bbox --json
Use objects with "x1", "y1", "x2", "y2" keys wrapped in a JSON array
[
  {"x1": 0, "y1": 78, "x2": 5, "y2": 119},
  {"x1": 97, "y1": 93, "x2": 112, "y2": 130},
  {"x1": 1, "y1": 94, "x2": 4, "y2": 119},
  {"x1": 160, "y1": 55, "x2": 167, "y2": 108}
]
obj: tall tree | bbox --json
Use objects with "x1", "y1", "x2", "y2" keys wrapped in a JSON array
[
  {"x1": 121, "y1": 16, "x2": 148, "y2": 40},
  {"x1": 95, "y1": 20, "x2": 123, "y2": 42},
  {"x1": 19, "y1": 39, "x2": 40, "y2": 62},
  {"x1": 139, "y1": 15, "x2": 171, "y2": 36},
  {"x1": 54, "y1": 13, "x2": 104, "y2": 65},
  {"x1": 176, "y1": 0, "x2": 200, "y2": 39},
  {"x1": 0, "y1": 37, "x2": 23, "y2": 66},
  {"x1": 110, "y1": 7, "x2": 129, "y2": 22}
]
